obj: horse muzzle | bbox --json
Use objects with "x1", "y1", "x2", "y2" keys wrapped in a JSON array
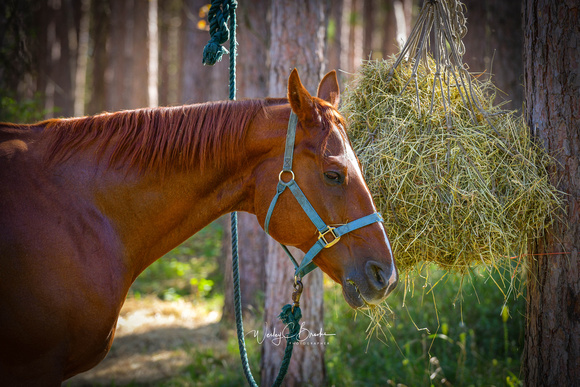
[{"x1": 342, "y1": 259, "x2": 398, "y2": 309}]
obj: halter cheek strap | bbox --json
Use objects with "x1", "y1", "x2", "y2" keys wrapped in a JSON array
[{"x1": 264, "y1": 111, "x2": 384, "y2": 278}]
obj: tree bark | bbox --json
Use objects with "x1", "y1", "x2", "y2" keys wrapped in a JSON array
[
  {"x1": 363, "y1": 0, "x2": 375, "y2": 58},
  {"x1": 86, "y1": 0, "x2": 109, "y2": 115},
  {"x1": 220, "y1": 0, "x2": 270, "y2": 323},
  {"x1": 522, "y1": 1, "x2": 580, "y2": 385},
  {"x1": 326, "y1": 0, "x2": 344, "y2": 87},
  {"x1": 130, "y1": 0, "x2": 149, "y2": 108},
  {"x1": 147, "y1": 0, "x2": 159, "y2": 107},
  {"x1": 106, "y1": 0, "x2": 129, "y2": 111},
  {"x1": 262, "y1": 1, "x2": 327, "y2": 385},
  {"x1": 462, "y1": 0, "x2": 524, "y2": 111}
]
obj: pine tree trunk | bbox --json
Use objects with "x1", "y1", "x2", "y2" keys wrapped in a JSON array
[
  {"x1": 86, "y1": 0, "x2": 109, "y2": 114},
  {"x1": 462, "y1": 0, "x2": 524, "y2": 111},
  {"x1": 181, "y1": 0, "x2": 222, "y2": 104},
  {"x1": 130, "y1": 0, "x2": 149, "y2": 108},
  {"x1": 262, "y1": 1, "x2": 327, "y2": 385},
  {"x1": 106, "y1": 0, "x2": 129, "y2": 111},
  {"x1": 326, "y1": 0, "x2": 344, "y2": 86},
  {"x1": 220, "y1": 0, "x2": 270, "y2": 323},
  {"x1": 522, "y1": 1, "x2": 580, "y2": 385}
]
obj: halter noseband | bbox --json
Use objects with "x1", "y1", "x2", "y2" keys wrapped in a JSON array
[{"x1": 264, "y1": 111, "x2": 384, "y2": 278}]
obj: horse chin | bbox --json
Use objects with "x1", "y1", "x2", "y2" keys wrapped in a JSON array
[{"x1": 342, "y1": 280, "x2": 367, "y2": 309}]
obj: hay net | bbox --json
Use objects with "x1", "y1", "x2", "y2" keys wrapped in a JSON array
[{"x1": 341, "y1": 0, "x2": 563, "y2": 275}]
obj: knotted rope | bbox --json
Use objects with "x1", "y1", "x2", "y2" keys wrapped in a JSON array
[{"x1": 202, "y1": 0, "x2": 236, "y2": 67}]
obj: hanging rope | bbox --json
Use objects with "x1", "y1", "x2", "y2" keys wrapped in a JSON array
[
  {"x1": 202, "y1": 0, "x2": 233, "y2": 66},
  {"x1": 202, "y1": 1, "x2": 301, "y2": 385}
]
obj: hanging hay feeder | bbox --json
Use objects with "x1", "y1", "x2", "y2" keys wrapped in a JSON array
[{"x1": 341, "y1": 0, "x2": 563, "y2": 273}]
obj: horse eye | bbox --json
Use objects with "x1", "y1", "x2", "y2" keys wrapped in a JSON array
[{"x1": 324, "y1": 171, "x2": 343, "y2": 184}]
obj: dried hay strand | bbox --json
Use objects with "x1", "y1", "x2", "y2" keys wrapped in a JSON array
[{"x1": 342, "y1": 57, "x2": 563, "y2": 273}]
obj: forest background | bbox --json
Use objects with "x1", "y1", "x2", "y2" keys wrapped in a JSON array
[{"x1": 1, "y1": 0, "x2": 572, "y2": 386}]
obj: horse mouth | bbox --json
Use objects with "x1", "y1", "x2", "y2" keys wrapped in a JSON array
[{"x1": 342, "y1": 280, "x2": 371, "y2": 309}]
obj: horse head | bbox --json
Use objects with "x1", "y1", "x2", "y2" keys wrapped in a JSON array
[{"x1": 253, "y1": 69, "x2": 398, "y2": 308}]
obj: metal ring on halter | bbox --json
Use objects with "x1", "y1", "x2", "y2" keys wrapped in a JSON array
[{"x1": 278, "y1": 170, "x2": 295, "y2": 184}]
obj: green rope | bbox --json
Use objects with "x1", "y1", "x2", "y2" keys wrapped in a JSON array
[
  {"x1": 203, "y1": 1, "x2": 300, "y2": 386},
  {"x1": 202, "y1": 0, "x2": 233, "y2": 66}
]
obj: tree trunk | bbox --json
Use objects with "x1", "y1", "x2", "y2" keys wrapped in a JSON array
[
  {"x1": 326, "y1": 0, "x2": 344, "y2": 87},
  {"x1": 74, "y1": 0, "x2": 90, "y2": 117},
  {"x1": 106, "y1": 0, "x2": 129, "y2": 111},
  {"x1": 262, "y1": 1, "x2": 327, "y2": 385},
  {"x1": 363, "y1": 0, "x2": 375, "y2": 58},
  {"x1": 462, "y1": 0, "x2": 524, "y2": 111},
  {"x1": 522, "y1": 1, "x2": 580, "y2": 385},
  {"x1": 130, "y1": 0, "x2": 149, "y2": 108},
  {"x1": 147, "y1": 0, "x2": 158, "y2": 108},
  {"x1": 86, "y1": 0, "x2": 109, "y2": 115},
  {"x1": 52, "y1": 0, "x2": 75, "y2": 117},
  {"x1": 221, "y1": 0, "x2": 270, "y2": 324}
]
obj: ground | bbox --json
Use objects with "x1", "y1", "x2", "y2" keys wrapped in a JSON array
[{"x1": 65, "y1": 296, "x2": 222, "y2": 386}]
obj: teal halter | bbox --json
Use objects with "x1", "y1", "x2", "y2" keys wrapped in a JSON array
[{"x1": 264, "y1": 111, "x2": 384, "y2": 278}]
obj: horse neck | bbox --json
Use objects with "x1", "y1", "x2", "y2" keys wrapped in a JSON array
[
  {"x1": 54, "y1": 102, "x2": 270, "y2": 277},
  {"x1": 92, "y1": 162, "x2": 251, "y2": 277}
]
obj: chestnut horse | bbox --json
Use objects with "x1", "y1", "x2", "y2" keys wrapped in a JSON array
[{"x1": 0, "y1": 69, "x2": 397, "y2": 385}]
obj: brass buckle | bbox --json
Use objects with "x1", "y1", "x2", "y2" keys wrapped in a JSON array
[{"x1": 319, "y1": 226, "x2": 340, "y2": 248}]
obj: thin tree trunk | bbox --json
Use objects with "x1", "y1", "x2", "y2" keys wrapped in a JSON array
[
  {"x1": 106, "y1": 0, "x2": 127, "y2": 111},
  {"x1": 343, "y1": 0, "x2": 363, "y2": 73},
  {"x1": 262, "y1": 1, "x2": 327, "y2": 385},
  {"x1": 148, "y1": 0, "x2": 158, "y2": 107},
  {"x1": 53, "y1": 0, "x2": 75, "y2": 117},
  {"x1": 131, "y1": 0, "x2": 149, "y2": 108},
  {"x1": 522, "y1": 1, "x2": 580, "y2": 385},
  {"x1": 221, "y1": 0, "x2": 270, "y2": 324},
  {"x1": 381, "y1": 0, "x2": 398, "y2": 58},
  {"x1": 363, "y1": 0, "x2": 374, "y2": 58},
  {"x1": 74, "y1": 0, "x2": 90, "y2": 116},
  {"x1": 462, "y1": 0, "x2": 524, "y2": 111},
  {"x1": 236, "y1": 0, "x2": 269, "y2": 99},
  {"x1": 326, "y1": 0, "x2": 344, "y2": 87},
  {"x1": 180, "y1": 0, "x2": 228, "y2": 104},
  {"x1": 87, "y1": 0, "x2": 109, "y2": 115}
]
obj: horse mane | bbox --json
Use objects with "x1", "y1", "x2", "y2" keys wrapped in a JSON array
[{"x1": 42, "y1": 99, "x2": 269, "y2": 175}]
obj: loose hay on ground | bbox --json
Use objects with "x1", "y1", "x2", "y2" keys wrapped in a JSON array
[{"x1": 342, "y1": 57, "x2": 563, "y2": 274}]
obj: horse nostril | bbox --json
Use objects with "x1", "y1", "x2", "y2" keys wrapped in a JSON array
[{"x1": 365, "y1": 260, "x2": 390, "y2": 291}]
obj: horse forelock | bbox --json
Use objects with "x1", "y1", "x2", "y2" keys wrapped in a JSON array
[
  {"x1": 42, "y1": 100, "x2": 266, "y2": 175},
  {"x1": 314, "y1": 100, "x2": 350, "y2": 163}
]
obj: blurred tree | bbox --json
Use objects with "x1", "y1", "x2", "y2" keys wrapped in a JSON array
[
  {"x1": 522, "y1": 1, "x2": 579, "y2": 385},
  {"x1": 462, "y1": 0, "x2": 524, "y2": 111},
  {"x1": 130, "y1": 0, "x2": 149, "y2": 108},
  {"x1": 221, "y1": 0, "x2": 270, "y2": 323},
  {"x1": 180, "y1": 0, "x2": 228, "y2": 104},
  {"x1": 326, "y1": 0, "x2": 344, "y2": 84},
  {"x1": 343, "y1": 0, "x2": 363, "y2": 73},
  {"x1": 86, "y1": 0, "x2": 109, "y2": 114},
  {"x1": 262, "y1": 1, "x2": 328, "y2": 385}
]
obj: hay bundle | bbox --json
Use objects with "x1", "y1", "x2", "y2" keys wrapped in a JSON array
[{"x1": 342, "y1": 58, "x2": 562, "y2": 272}]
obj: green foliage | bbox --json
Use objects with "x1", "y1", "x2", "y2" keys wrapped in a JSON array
[
  {"x1": 0, "y1": 93, "x2": 55, "y2": 123},
  {"x1": 130, "y1": 221, "x2": 223, "y2": 301}
]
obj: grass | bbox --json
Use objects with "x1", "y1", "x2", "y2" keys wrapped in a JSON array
[{"x1": 324, "y1": 265, "x2": 524, "y2": 386}]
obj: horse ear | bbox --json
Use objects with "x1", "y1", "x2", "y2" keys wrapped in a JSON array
[
  {"x1": 288, "y1": 68, "x2": 316, "y2": 123},
  {"x1": 317, "y1": 70, "x2": 340, "y2": 108}
]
